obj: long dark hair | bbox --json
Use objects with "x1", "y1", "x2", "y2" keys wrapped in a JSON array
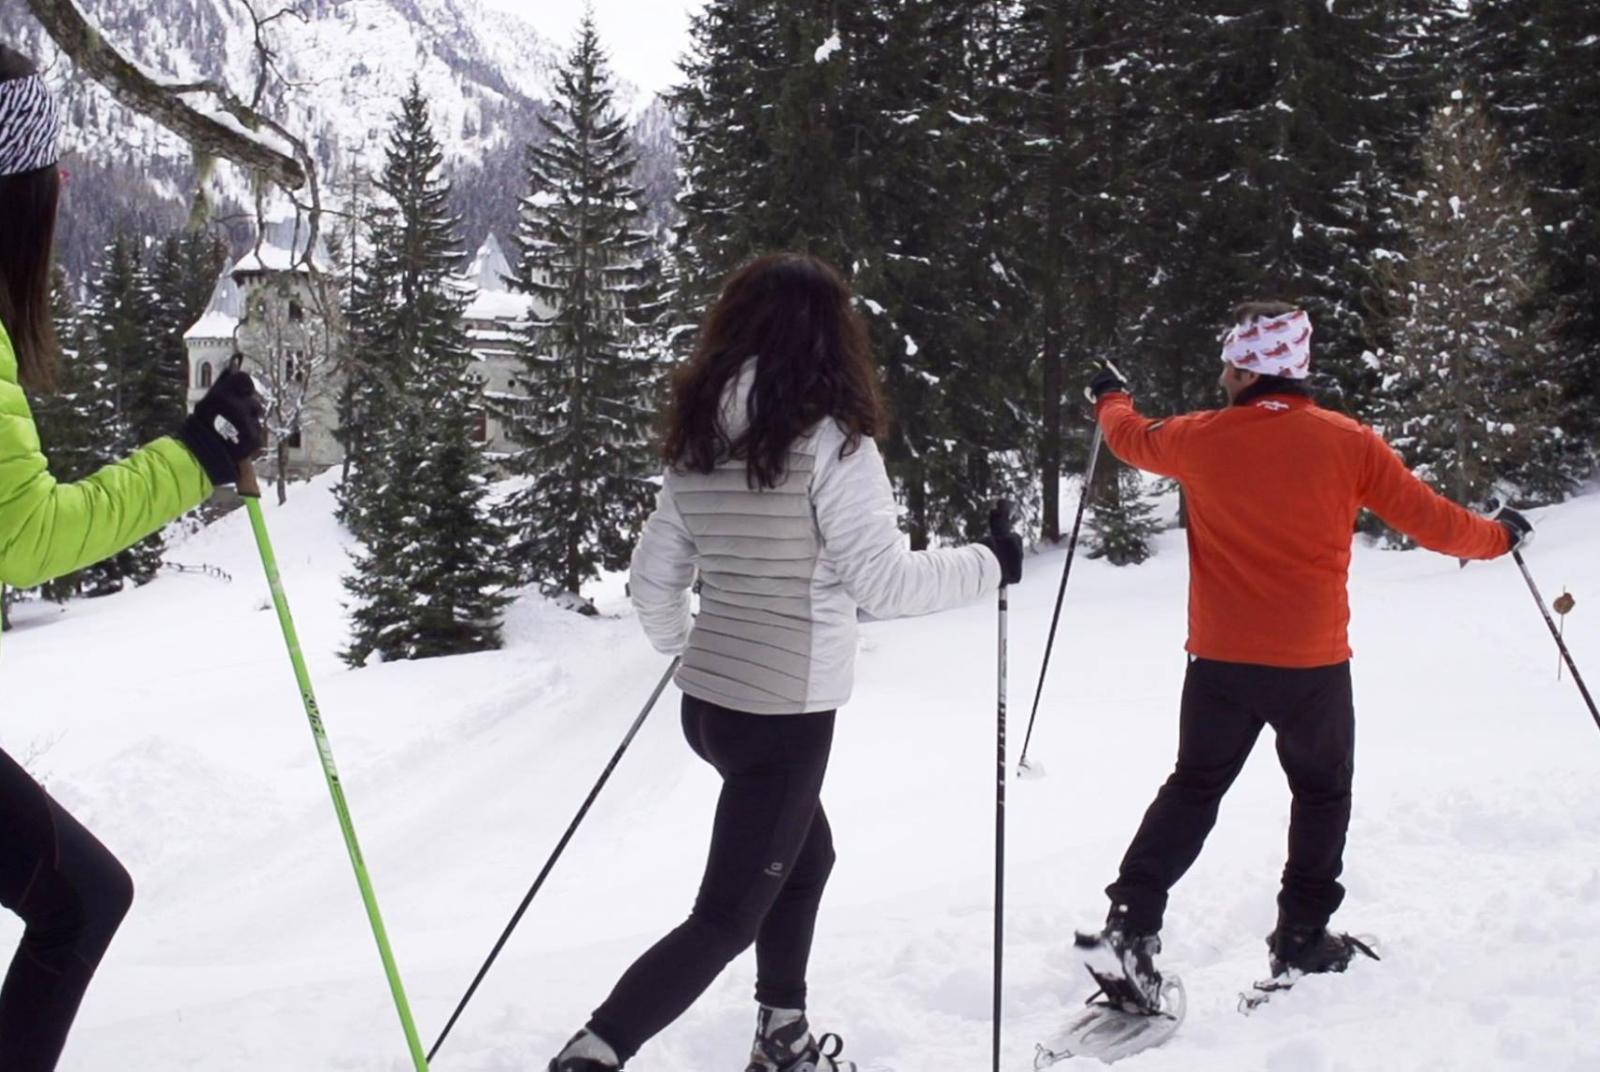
[
  {"x1": 0, "y1": 46, "x2": 60, "y2": 391},
  {"x1": 664, "y1": 253, "x2": 886, "y2": 489}
]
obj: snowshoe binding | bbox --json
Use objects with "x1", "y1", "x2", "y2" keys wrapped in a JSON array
[
  {"x1": 744, "y1": 1007, "x2": 855, "y2": 1072},
  {"x1": 1239, "y1": 924, "x2": 1380, "y2": 1013},
  {"x1": 1033, "y1": 926, "x2": 1186, "y2": 1066}
]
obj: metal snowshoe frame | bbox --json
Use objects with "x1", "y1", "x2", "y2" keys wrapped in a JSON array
[{"x1": 1034, "y1": 976, "x2": 1187, "y2": 1067}]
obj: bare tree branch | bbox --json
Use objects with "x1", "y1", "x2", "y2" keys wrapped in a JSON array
[{"x1": 22, "y1": 0, "x2": 308, "y2": 190}]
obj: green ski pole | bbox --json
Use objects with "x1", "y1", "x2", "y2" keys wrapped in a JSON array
[{"x1": 238, "y1": 460, "x2": 429, "y2": 1072}]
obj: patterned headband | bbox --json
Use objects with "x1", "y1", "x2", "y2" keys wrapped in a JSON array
[
  {"x1": 0, "y1": 74, "x2": 62, "y2": 177},
  {"x1": 1220, "y1": 309, "x2": 1313, "y2": 380}
]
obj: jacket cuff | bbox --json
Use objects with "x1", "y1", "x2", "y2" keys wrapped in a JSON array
[{"x1": 976, "y1": 543, "x2": 1003, "y2": 592}]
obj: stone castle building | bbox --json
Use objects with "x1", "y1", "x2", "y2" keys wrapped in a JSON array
[{"x1": 183, "y1": 219, "x2": 539, "y2": 478}]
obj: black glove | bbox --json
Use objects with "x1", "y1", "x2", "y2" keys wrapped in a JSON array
[
  {"x1": 1085, "y1": 359, "x2": 1128, "y2": 404},
  {"x1": 1497, "y1": 506, "x2": 1533, "y2": 552},
  {"x1": 978, "y1": 501, "x2": 1024, "y2": 586},
  {"x1": 179, "y1": 368, "x2": 264, "y2": 486}
]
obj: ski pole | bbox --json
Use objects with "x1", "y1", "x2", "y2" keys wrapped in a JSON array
[
  {"x1": 1016, "y1": 425, "x2": 1103, "y2": 774},
  {"x1": 991, "y1": 500, "x2": 1012, "y2": 1072},
  {"x1": 428, "y1": 658, "x2": 680, "y2": 1061},
  {"x1": 1512, "y1": 550, "x2": 1599, "y2": 733},
  {"x1": 237, "y1": 460, "x2": 430, "y2": 1072}
]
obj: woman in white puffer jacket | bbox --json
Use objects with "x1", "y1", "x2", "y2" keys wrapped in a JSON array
[{"x1": 547, "y1": 253, "x2": 1024, "y2": 1072}]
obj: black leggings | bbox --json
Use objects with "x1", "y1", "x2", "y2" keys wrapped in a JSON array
[
  {"x1": 1106, "y1": 658, "x2": 1355, "y2": 935},
  {"x1": 588, "y1": 695, "x2": 836, "y2": 1062},
  {"x1": 0, "y1": 748, "x2": 135, "y2": 1072}
]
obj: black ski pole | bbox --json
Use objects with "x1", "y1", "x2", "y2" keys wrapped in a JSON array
[
  {"x1": 990, "y1": 500, "x2": 1012, "y2": 1072},
  {"x1": 428, "y1": 658, "x2": 680, "y2": 1061},
  {"x1": 1016, "y1": 425, "x2": 1104, "y2": 774},
  {"x1": 1513, "y1": 550, "x2": 1599, "y2": 732}
]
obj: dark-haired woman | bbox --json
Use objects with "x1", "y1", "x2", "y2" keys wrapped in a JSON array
[
  {"x1": 547, "y1": 253, "x2": 1025, "y2": 1072},
  {"x1": 0, "y1": 47, "x2": 264, "y2": 1071}
]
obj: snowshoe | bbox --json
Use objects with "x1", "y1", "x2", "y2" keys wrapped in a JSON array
[
  {"x1": 1267, "y1": 924, "x2": 1379, "y2": 978},
  {"x1": 1031, "y1": 927, "x2": 1186, "y2": 1065},
  {"x1": 1072, "y1": 926, "x2": 1165, "y2": 1014},
  {"x1": 1239, "y1": 927, "x2": 1380, "y2": 1014},
  {"x1": 1033, "y1": 975, "x2": 1186, "y2": 1066},
  {"x1": 744, "y1": 1008, "x2": 856, "y2": 1072}
]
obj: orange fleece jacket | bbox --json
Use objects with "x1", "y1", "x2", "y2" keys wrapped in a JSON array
[{"x1": 1096, "y1": 391, "x2": 1510, "y2": 668}]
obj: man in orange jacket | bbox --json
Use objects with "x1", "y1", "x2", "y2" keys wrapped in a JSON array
[{"x1": 1073, "y1": 301, "x2": 1533, "y2": 1010}]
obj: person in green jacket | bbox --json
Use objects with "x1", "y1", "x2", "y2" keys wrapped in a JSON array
[{"x1": 0, "y1": 47, "x2": 264, "y2": 1072}]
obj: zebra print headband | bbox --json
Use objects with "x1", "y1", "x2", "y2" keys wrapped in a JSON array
[{"x1": 0, "y1": 74, "x2": 62, "y2": 177}]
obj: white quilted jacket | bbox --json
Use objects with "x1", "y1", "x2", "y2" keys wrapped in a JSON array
[{"x1": 629, "y1": 364, "x2": 1001, "y2": 714}]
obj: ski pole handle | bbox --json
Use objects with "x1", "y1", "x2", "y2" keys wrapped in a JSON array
[
  {"x1": 237, "y1": 457, "x2": 262, "y2": 500},
  {"x1": 989, "y1": 498, "x2": 1014, "y2": 543}
]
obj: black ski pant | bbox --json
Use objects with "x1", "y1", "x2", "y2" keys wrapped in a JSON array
[
  {"x1": 0, "y1": 747, "x2": 135, "y2": 1072},
  {"x1": 588, "y1": 695, "x2": 836, "y2": 1063},
  {"x1": 1106, "y1": 657, "x2": 1355, "y2": 936}
]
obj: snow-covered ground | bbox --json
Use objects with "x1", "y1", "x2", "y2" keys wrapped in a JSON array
[{"x1": 3, "y1": 473, "x2": 1598, "y2": 1071}]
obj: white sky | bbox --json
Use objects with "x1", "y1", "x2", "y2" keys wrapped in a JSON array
[{"x1": 483, "y1": 0, "x2": 705, "y2": 98}]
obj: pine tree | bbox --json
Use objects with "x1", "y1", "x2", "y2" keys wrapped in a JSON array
[
  {"x1": 1371, "y1": 89, "x2": 1583, "y2": 515},
  {"x1": 144, "y1": 230, "x2": 227, "y2": 444},
  {"x1": 342, "y1": 79, "x2": 512, "y2": 666},
  {"x1": 337, "y1": 206, "x2": 405, "y2": 535},
  {"x1": 76, "y1": 234, "x2": 162, "y2": 593},
  {"x1": 1467, "y1": 1, "x2": 1600, "y2": 455},
  {"x1": 30, "y1": 266, "x2": 99, "y2": 602},
  {"x1": 500, "y1": 12, "x2": 663, "y2": 604},
  {"x1": 673, "y1": 2, "x2": 1031, "y2": 548},
  {"x1": 1088, "y1": 463, "x2": 1161, "y2": 567}
]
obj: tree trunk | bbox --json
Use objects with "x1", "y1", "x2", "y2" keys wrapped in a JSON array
[
  {"x1": 276, "y1": 439, "x2": 289, "y2": 505},
  {"x1": 1039, "y1": 3, "x2": 1070, "y2": 543}
]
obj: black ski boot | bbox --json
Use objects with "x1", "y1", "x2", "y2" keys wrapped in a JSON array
[
  {"x1": 744, "y1": 1007, "x2": 856, "y2": 1072},
  {"x1": 1266, "y1": 921, "x2": 1379, "y2": 978},
  {"x1": 1073, "y1": 919, "x2": 1165, "y2": 1014}
]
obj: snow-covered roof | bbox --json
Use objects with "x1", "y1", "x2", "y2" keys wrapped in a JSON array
[
  {"x1": 230, "y1": 215, "x2": 333, "y2": 276},
  {"x1": 183, "y1": 270, "x2": 244, "y2": 342},
  {"x1": 464, "y1": 288, "x2": 532, "y2": 322},
  {"x1": 468, "y1": 232, "x2": 513, "y2": 293},
  {"x1": 461, "y1": 233, "x2": 531, "y2": 322}
]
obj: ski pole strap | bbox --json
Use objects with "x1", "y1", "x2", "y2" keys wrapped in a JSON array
[{"x1": 1514, "y1": 551, "x2": 1600, "y2": 732}]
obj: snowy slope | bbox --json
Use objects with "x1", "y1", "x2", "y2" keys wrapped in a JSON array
[{"x1": 2, "y1": 475, "x2": 1598, "y2": 1071}]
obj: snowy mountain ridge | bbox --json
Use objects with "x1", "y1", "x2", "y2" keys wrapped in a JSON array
[
  {"x1": 7, "y1": 0, "x2": 562, "y2": 176},
  {"x1": 1, "y1": 0, "x2": 671, "y2": 273}
]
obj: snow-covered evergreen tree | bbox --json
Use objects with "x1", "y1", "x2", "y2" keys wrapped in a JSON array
[
  {"x1": 1372, "y1": 89, "x2": 1584, "y2": 514},
  {"x1": 500, "y1": 12, "x2": 663, "y2": 605},
  {"x1": 28, "y1": 266, "x2": 98, "y2": 603},
  {"x1": 75, "y1": 233, "x2": 162, "y2": 592},
  {"x1": 343, "y1": 79, "x2": 512, "y2": 666},
  {"x1": 1088, "y1": 464, "x2": 1161, "y2": 567},
  {"x1": 1467, "y1": 1, "x2": 1600, "y2": 455}
]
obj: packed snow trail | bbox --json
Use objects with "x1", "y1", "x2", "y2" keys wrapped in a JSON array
[{"x1": 2, "y1": 473, "x2": 1597, "y2": 1070}]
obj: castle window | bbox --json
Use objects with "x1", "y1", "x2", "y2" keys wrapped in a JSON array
[
  {"x1": 286, "y1": 422, "x2": 302, "y2": 449},
  {"x1": 198, "y1": 362, "x2": 213, "y2": 388},
  {"x1": 474, "y1": 408, "x2": 489, "y2": 443},
  {"x1": 289, "y1": 300, "x2": 304, "y2": 322}
]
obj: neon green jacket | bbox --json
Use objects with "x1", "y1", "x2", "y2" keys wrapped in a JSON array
[{"x1": 0, "y1": 322, "x2": 212, "y2": 589}]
